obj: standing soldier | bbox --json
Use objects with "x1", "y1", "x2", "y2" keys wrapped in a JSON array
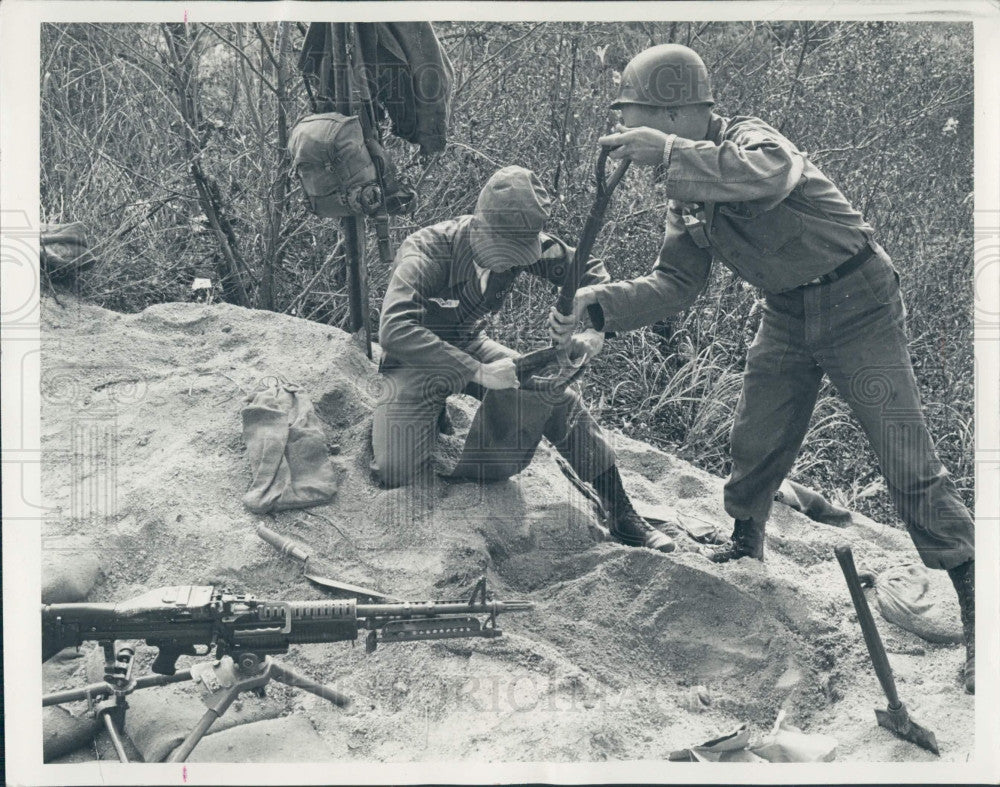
[
  {"x1": 549, "y1": 44, "x2": 975, "y2": 692},
  {"x1": 373, "y1": 165, "x2": 676, "y2": 552}
]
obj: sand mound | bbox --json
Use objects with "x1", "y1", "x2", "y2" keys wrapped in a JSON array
[{"x1": 40, "y1": 295, "x2": 973, "y2": 763}]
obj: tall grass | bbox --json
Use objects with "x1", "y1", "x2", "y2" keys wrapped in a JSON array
[{"x1": 40, "y1": 21, "x2": 974, "y2": 525}]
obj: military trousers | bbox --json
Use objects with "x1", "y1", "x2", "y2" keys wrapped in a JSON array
[
  {"x1": 371, "y1": 334, "x2": 615, "y2": 488},
  {"x1": 723, "y1": 249, "x2": 974, "y2": 570}
]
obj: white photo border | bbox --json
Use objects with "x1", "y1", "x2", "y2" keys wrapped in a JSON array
[{"x1": 3, "y1": 2, "x2": 998, "y2": 784}]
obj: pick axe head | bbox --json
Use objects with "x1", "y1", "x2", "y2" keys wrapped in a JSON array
[{"x1": 875, "y1": 702, "x2": 939, "y2": 756}]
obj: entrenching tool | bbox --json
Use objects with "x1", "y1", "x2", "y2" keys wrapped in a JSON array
[
  {"x1": 256, "y1": 523, "x2": 397, "y2": 601},
  {"x1": 514, "y1": 141, "x2": 631, "y2": 391},
  {"x1": 834, "y1": 544, "x2": 940, "y2": 756}
]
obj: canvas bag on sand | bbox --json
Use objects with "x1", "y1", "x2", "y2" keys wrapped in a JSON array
[
  {"x1": 241, "y1": 381, "x2": 338, "y2": 513},
  {"x1": 868, "y1": 563, "x2": 963, "y2": 644}
]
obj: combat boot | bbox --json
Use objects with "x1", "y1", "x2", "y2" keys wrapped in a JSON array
[
  {"x1": 946, "y1": 558, "x2": 975, "y2": 694},
  {"x1": 609, "y1": 507, "x2": 676, "y2": 553},
  {"x1": 591, "y1": 465, "x2": 675, "y2": 553},
  {"x1": 708, "y1": 518, "x2": 765, "y2": 563}
]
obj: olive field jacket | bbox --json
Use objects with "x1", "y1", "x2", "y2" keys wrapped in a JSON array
[
  {"x1": 379, "y1": 216, "x2": 611, "y2": 385},
  {"x1": 594, "y1": 114, "x2": 878, "y2": 333}
]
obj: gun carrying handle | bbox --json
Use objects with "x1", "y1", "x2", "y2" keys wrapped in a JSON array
[
  {"x1": 273, "y1": 602, "x2": 293, "y2": 634},
  {"x1": 834, "y1": 544, "x2": 901, "y2": 708}
]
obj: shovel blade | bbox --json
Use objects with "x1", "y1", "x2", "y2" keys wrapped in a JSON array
[
  {"x1": 303, "y1": 571, "x2": 397, "y2": 602},
  {"x1": 875, "y1": 705, "x2": 940, "y2": 756}
]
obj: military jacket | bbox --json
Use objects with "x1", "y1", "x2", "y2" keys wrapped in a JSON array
[
  {"x1": 595, "y1": 114, "x2": 877, "y2": 333},
  {"x1": 379, "y1": 215, "x2": 611, "y2": 383}
]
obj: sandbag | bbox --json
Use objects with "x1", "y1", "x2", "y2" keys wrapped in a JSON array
[
  {"x1": 669, "y1": 712, "x2": 837, "y2": 763},
  {"x1": 40, "y1": 221, "x2": 97, "y2": 281},
  {"x1": 43, "y1": 706, "x2": 101, "y2": 762},
  {"x1": 124, "y1": 679, "x2": 285, "y2": 763},
  {"x1": 44, "y1": 647, "x2": 89, "y2": 687},
  {"x1": 515, "y1": 346, "x2": 587, "y2": 393},
  {"x1": 870, "y1": 563, "x2": 962, "y2": 644},
  {"x1": 42, "y1": 536, "x2": 102, "y2": 604},
  {"x1": 446, "y1": 388, "x2": 552, "y2": 481},
  {"x1": 750, "y1": 710, "x2": 837, "y2": 763},
  {"x1": 775, "y1": 479, "x2": 852, "y2": 525},
  {"x1": 241, "y1": 382, "x2": 339, "y2": 513},
  {"x1": 637, "y1": 503, "x2": 727, "y2": 545},
  {"x1": 669, "y1": 723, "x2": 764, "y2": 762},
  {"x1": 185, "y1": 715, "x2": 337, "y2": 763},
  {"x1": 43, "y1": 648, "x2": 101, "y2": 761}
]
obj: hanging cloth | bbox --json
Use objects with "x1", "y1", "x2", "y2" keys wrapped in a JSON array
[{"x1": 300, "y1": 22, "x2": 453, "y2": 155}]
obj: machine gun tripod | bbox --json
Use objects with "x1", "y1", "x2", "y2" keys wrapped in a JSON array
[
  {"x1": 42, "y1": 577, "x2": 532, "y2": 762},
  {"x1": 44, "y1": 641, "x2": 348, "y2": 763}
]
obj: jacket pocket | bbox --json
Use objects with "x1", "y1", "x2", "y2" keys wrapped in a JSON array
[
  {"x1": 859, "y1": 258, "x2": 902, "y2": 306},
  {"x1": 719, "y1": 202, "x2": 805, "y2": 256}
]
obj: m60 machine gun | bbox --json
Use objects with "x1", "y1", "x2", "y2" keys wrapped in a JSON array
[{"x1": 42, "y1": 578, "x2": 532, "y2": 762}]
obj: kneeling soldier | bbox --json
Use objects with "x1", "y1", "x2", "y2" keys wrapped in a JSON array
[
  {"x1": 373, "y1": 165, "x2": 675, "y2": 552},
  {"x1": 549, "y1": 45, "x2": 975, "y2": 692}
]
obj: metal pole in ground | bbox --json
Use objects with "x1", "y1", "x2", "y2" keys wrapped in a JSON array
[{"x1": 332, "y1": 22, "x2": 372, "y2": 358}]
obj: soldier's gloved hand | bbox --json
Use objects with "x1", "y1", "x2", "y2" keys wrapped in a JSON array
[
  {"x1": 566, "y1": 328, "x2": 605, "y2": 364},
  {"x1": 473, "y1": 358, "x2": 520, "y2": 390},
  {"x1": 548, "y1": 286, "x2": 599, "y2": 345},
  {"x1": 599, "y1": 125, "x2": 671, "y2": 167}
]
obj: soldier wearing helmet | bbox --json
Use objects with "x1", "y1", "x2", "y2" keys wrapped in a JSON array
[
  {"x1": 610, "y1": 43, "x2": 717, "y2": 146},
  {"x1": 548, "y1": 43, "x2": 976, "y2": 693}
]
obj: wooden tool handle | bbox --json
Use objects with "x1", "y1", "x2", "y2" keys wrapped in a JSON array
[
  {"x1": 554, "y1": 144, "x2": 630, "y2": 318},
  {"x1": 835, "y1": 544, "x2": 901, "y2": 708}
]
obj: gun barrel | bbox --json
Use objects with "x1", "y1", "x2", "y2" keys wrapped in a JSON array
[
  {"x1": 356, "y1": 599, "x2": 534, "y2": 619},
  {"x1": 42, "y1": 602, "x2": 119, "y2": 619}
]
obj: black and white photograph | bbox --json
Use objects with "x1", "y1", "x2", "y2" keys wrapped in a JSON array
[{"x1": 2, "y1": 2, "x2": 999, "y2": 784}]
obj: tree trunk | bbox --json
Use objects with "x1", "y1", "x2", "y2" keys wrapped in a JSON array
[{"x1": 161, "y1": 22, "x2": 250, "y2": 307}]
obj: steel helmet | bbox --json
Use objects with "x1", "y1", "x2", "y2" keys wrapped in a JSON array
[{"x1": 612, "y1": 44, "x2": 714, "y2": 109}]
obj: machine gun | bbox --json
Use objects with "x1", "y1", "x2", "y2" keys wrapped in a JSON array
[{"x1": 42, "y1": 578, "x2": 532, "y2": 762}]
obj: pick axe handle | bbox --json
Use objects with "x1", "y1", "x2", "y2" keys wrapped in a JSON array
[
  {"x1": 554, "y1": 145, "x2": 631, "y2": 318},
  {"x1": 835, "y1": 544, "x2": 902, "y2": 708}
]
